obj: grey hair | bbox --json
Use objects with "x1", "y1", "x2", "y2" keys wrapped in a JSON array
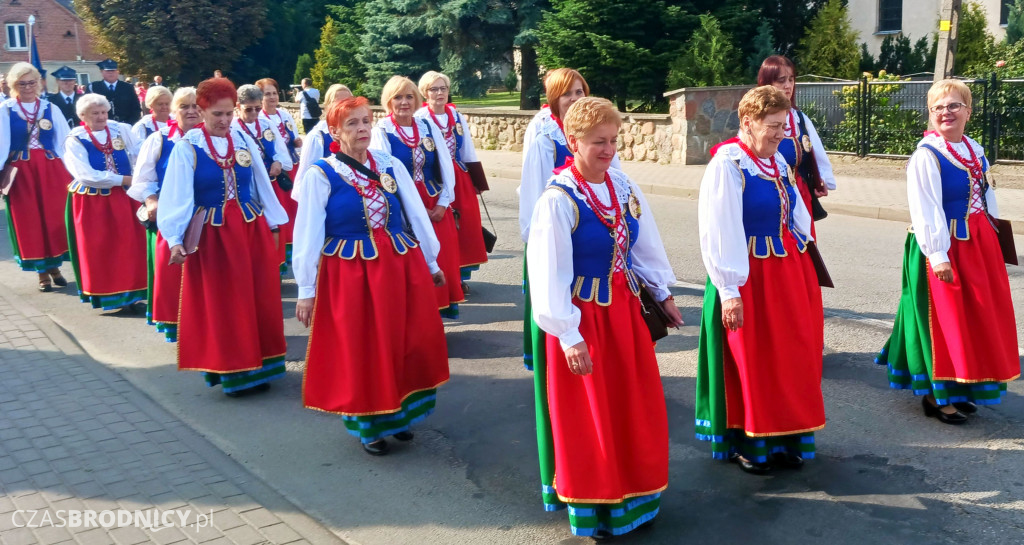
[
  {"x1": 237, "y1": 84, "x2": 264, "y2": 105},
  {"x1": 76, "y1": 93, "x2": 111, "y2": 117}
]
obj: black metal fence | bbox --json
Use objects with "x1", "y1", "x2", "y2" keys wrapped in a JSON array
[{"x1": 798, "y1": 75, "x2": 1024, "y2": 162}]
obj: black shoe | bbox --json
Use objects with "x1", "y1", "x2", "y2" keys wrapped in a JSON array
[
  {"x1": 38, "y1": 281, "x2": 52, "y2": 292},
  {"x1": 953, "y1": 401, "x2": 978, "y2": 414},
  {"x1": 393, "y1": 430, "x2": 414, "y2": 441},
  {"x1": 731, "y1": 453, "x2": 772, "y2": 475},
  {"x1": 922, "y1": 396, "x2": 968, "y2": 424},
  {"x1": 362, "y1": 439, "x2": 390, "y2": 456},
  {"x1": 771, "y1": 452, "x2": 804, "y2": 469},
  {"x1": 591, "y1": 529, "x2": 613, "y2": 541},
  {"x1": 49, "y1": 271, "x2": 68, "y2": 287}
]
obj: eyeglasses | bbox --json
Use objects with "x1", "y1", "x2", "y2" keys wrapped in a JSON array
[
  {"x1": 427, "y1": 86, "x2": 449, "y2": 94},
  {"x1": 930, "y1": 102, "x2": 967, "y2": 114},
  {"x1": 240, "y1": 106, "x2": 260, "y2": 113},
  {"x1": 15, "y1": 80, "x2": 37, "y2": 87}
]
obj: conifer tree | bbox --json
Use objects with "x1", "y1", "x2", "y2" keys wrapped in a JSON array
[
  {"x1": 795, "y1": 0, "x2": 860, "y2": 79},
  {"x1": 747, "y1": 20, "x2": 776, "y2": 81},
  {"x1": 312, "y1": 4, "x2": 369, "y2": 95},
  {"x1": 667, "y1": 14, "x2": 743, "y2": 89}
]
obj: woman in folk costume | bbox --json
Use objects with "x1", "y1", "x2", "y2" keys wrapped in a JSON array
[
  {"x1": 370, "y1": 76, "x2": 463, "y2": 318},
  {"x1": 527, "y1": 97, "x2": 681, "y2": 539},
  {"x1": 128, "y1": 87, "x2": 201, "y2": 342},
  {"x1": 157, "y1": 77, "x2": 289, "y2": 397},
  {"x1": 256, "y1": 77, "x2": 301, "y2": 270},
  {"x1": 63, "y1": 94, "x2": 147, "y2": 311},
  {"x1": 293, "y1": 84, "x2": 353, "y2": 198},
  {"x1": 234, "y1": 84, "x2": 293, "y2": 268},
  {"x1": 876, "y1": 79, "x2": 1019, "y2": 424},
  {"x1": 131, "y1": 85, "x2": 172, "y2": 144},
  {"x1": 757, "y1": 55, "x2": 836, "y2": 231},
  {"x1": 416, "y1": 71, "x2": 488, "y2": 285},
  {"x1": 696, "y1": 86, "x2": 825, "y2": 474},
  {"x1": 0, "y1": 62, "x2": 72, "y2": 291},
  {"x1": 520, "y1": 68, "x2": 621, "y2": 370},
  {"x1": 295, "y1": 97, "x2": 449, "y2": 456}
]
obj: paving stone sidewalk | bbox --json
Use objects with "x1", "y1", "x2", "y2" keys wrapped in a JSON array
[
  {"x1": 0, "y1": 287, "x2": 345, "y2": 545},
  {"x1": 477, "y1": 149, "x2": 1024, "y2": 226}
]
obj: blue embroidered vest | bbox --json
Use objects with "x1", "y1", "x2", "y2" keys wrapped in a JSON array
[
  {"x1": 68, "y1": 133, "x2": 133, "y2": 197},
  {"x1": 244, "y1": 123, "x2": 277, "y2": 171},
  {"x1": 154, "y1": 133, "x2": 173, "y2": 193},
  {"x1": 385, "y1": 119, "x2": 444, "y2": 198},
  {"x1": 315, "y1": 159, "x2": 418, "y2": 260},
  {"x1": 320, "y1": 132, "x2": 334, "y2": 159},
  {"x1": 549, "y1": 178, "x2": 641, "y2": 305},
  {"x1": 7, "y1": 102, "x2": 57, "y2": 158},
  {"x1": 919, "y1": 143, "x2": 990, "y2": 240},
  {"x1": 738, "y1": 162, "x2": 809, "y2": 258},
  {"x1": 190, "y1": 135, "x2": 263, "y2": 225}
]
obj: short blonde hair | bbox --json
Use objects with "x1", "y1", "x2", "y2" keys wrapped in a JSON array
[
  {"x1": 418, "y1": 71, "x2": 450, "y2": 98},
  {"x1": 928, "y1": 79, "x2": 972, "y2": 110},
  {"x1": 171, "y1": 87, "x2": 196, "y2": 113},
  {"x1": 380, "y1": 76, "x2": 422, "y2": 114},
  {"x1": 544, "y1": 68, "x2": 590, "y2": 119},
  {"x1": 324, "y1": 84, "x2": 352, "y2": 105},
  {"x1": 738, "y1": 85, "x2": 791, "y2": 122},
  {"x1": 6, "y1": 62, "x2": 40, "y2": 99},
  {"x1": 144, "y1": 85, "x2": 172, "y2": 109},
  {"x1": 76, "y1": 93, "x2": 111, "y2": 117},
  {"x1": 562, "y1": 97, "x2": 621, "y2": 140}
]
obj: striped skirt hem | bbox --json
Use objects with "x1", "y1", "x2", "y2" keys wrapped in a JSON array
[
  {"x1": 203, "y1": 357, "x2": 286, "y2": 393},
  {"x1": 565, "y1": 492, "x2": 660, "y2": 537},
  {"x1": 695, "y1": 424, "x2": 816, "y2": 463},
  {"x1": 341, "y1": 389, "x2": 437, "y2": 444}
]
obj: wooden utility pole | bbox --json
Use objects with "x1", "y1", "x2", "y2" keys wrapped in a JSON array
[{"x1": 934, "y1": 0, "x2": 963, "y2": 80}]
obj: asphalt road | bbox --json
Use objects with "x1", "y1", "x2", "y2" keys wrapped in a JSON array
[{"x1": 2, "y1": 178, "x2": 1023, "y2": 545}]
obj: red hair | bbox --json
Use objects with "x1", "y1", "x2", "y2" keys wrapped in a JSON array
[
  {"x1": 325, "y1": 96, "x2": 371, "y2": 131},
  {"x1": 196, "y1": 77, "x2": 237, "y2": 109},
  {"x1": 544, "y1": 68, "x2": 589, "y2": 119},
  {"x1": 254, "y1": 77, "x2": 279, "y2": 93},
  {"x1": 757, "y1": 55, "x2": 797, "y2": 105}
]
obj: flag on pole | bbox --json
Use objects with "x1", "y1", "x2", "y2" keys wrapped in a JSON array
[{"x1": 29, "y1": 29, "x2": 46, "y2": 80}]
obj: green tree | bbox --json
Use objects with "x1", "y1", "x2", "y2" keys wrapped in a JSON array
[
  {"x1": 537, "y1": 0, "x2": 694, "y2": 110},
  {"x1": 747, "y1": 20, "x2": 776, "y2": 80},
  {"x1": 75, "y1": 0, "x2": 268, "y2": 84},
  {"x1": 956, "y1": 2, "x2": 996, "y2": 76},
  {"x1": 910, "y1": 36, "x2": 935, "y2": 74},
  {"x1": 795, "y1": 0, "x2": 860, "y2": 79},
  {"x1": 312, "y1": 3, "x2": 369, "y2": 95},
  {"x1": 294, "y1": 54, "x2": 314, "y2": 84},
  {"x1": 877, "y1": 34, "x2": 914, "y2": 74},
  {"x1": 667, "y1": 14, "x2": 743, "y2": 89},
  {"x1": 1009, "y1": 0, "x2": 1024, "y2": 45},
  {"x1": 859, "y1": 43, "x2": 875, "y2": 73},
  {"x1": 512, "y1": 0, "x2": 547, "y2": 109},
  {"x1": 230, "y1": 0, "x2": 333, "y2": 86}
]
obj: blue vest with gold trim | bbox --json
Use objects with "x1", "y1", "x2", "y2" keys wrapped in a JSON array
[
  {"x1": 315, "y1": 159, "x2": 418, "y2": 260},
  {"x1": 549, "y1": 177, "x2": 641, "y2": 305},
  {"x1": 385, "y1": 119, "x2": 444, "y2": 198},
  {"x1": 190, "y1": 135, "x2": 263, "y2": 225},
  {"x1": 738, "y1": 162, "x2": 809, "y2": 258},
  {"x1": 8, "y1": 102, "x2": 57, "y2": 155},
  {"x1": 919, "y1": 143, "x2": 990, "y2": 240}
]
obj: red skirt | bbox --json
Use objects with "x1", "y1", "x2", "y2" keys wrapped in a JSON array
[
  {"x1": 272, "y1": 165, "x2": 299, "y2": 265},
  {"x1": 927, "y1": 215, "x2": 1019, "y2": 382},
  {"x1": 70, "y1": 188, "x2": 147, "y2": 297},
  {"x1": 303, "y1": 230, "x2": 449, "y2": 414},
  {"x1": 545, "y1": 274, "x2": 668, "y2": 503},
  {"x1": 177, "y1": 201, "x2": 286, "y2": 373},
  {"x1": 416, "y1": 182, "x2": 464, "y2": 309},
  {"x1": 151, "y1": 231, "x2": 182, "y2": 326},
  {"x1": 6, "y1": 150, "x2": 71, "y2": 267},
  {"x1": 723, "y1": 233, "x2": 825, "y2": 436},
  {"x1": 452, "y1": 165, "x2": 488, "y2": 268}
]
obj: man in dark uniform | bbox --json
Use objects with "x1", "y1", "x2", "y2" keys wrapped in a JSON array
[
  {"x1": 47, "y1": 66, "x2": 80, "y2": 128},
  {"x1": 88, "y1": 59, "x2": 141, "y2": 124}
]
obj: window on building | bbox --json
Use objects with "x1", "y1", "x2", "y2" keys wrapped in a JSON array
[
  {"x1": 77, "y1": 74, "x2": 90, "y2": 86},
  {"x1": 1002, "y1": 0, "x2": 1011, "y2": 25},
  {"x1": 878, "y1": 0, "x2": 902, "y2": 32},
  {"x1": 5, "y1": 23, "x2": 27, "y2": 50}
]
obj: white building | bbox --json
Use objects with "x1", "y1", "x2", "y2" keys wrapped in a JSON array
[{"x1": 850, "y1": 0, "x2": 1009, "y2": 55}]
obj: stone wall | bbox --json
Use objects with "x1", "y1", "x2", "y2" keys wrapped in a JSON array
[
  {"x1": 284, "y1": 87, "x2": 755, "y2": 166},
  {"x1": 664, "y1": 85, "x2": 749, "y2": 165}
]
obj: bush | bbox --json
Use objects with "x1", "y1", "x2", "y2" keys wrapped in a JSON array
[{"x1": 832, "y1": 71, "x2": 924, "y2": 155}]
